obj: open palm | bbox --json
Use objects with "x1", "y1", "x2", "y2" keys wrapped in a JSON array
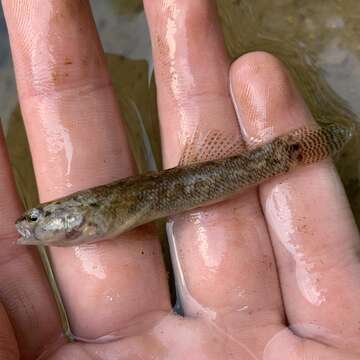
[{"x1": 1, "y1": 1, "x2": 360, "y2": 359}]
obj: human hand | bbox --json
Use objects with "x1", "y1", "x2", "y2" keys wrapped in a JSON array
[{"x1": 1, "y1": 0, "x2": 360, "y2": 359}]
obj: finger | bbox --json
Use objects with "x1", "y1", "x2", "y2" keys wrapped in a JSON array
[
  {"x1": 3, "y1": 0, "x2": 170, "y2": 339},
  {"x1": 145, "y1": 0, "x2": 242, "y2": 167},
  {"x1": 264, "y1": 328, "x2": 360, "y2": 360},
  {"x1": 0, "y1": 303, "x2": 18, "y2": 360},
  {"x1": 230, "y1": 52, "x2": 360, "y2": 349},
  {"x1": 144, "y1": 0, "x2": 284, "y2": 333},
  {"x1": 0, "y1": 126, "x2": 61, "y2": 358}
]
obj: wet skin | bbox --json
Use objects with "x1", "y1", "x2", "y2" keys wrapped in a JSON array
[{"x1": 1, "y1": 0, "x2": 360, "y2": 359}]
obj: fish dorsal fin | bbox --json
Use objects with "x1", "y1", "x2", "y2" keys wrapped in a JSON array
[{"x1": 179, "y1": 129, "x2": 245, "y2": 166}]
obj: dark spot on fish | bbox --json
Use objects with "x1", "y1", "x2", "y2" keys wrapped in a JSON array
[
  {"x1": 137, "y1": 192, "x2": 145, "y2": 202},
  {"x1": 128, "y1": 202, "x2": 140, "y2": 215},
  {"x1": 290, "y1": 143, "x2": 300, "y2": 153},
  {"x1": 289, "y1": 142, "x2": 303, "y2": 162}
]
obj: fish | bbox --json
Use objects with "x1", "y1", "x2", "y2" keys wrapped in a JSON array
[{"x1": 15, "y1": 124, "x2": 352, "y2": 247}]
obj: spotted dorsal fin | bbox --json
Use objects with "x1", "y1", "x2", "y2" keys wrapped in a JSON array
[{"x1": 178, "y1": 128, "x2": 245, "y2": 166}]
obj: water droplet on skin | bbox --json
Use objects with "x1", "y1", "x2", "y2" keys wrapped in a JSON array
[
  {"x1": 74, "y1": 244, "x2": 107, "y2": 280},
  {"x1": 265, "y1": 183, "x2": 327, "y2": 306}
]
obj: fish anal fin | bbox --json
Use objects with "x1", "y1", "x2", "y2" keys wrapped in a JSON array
[{"x1": 179, "y1": 129, "x2": 245, "y2": 166}]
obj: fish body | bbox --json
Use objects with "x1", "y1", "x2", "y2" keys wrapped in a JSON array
[{"x1": 16, "y1": 124, "x2": 351, "y2": 246}]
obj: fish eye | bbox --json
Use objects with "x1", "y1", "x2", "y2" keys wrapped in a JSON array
[{"x1": 27, "y1": 209, "x2": 42, "y2": 222}]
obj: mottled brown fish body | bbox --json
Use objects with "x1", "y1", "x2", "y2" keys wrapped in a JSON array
[{"x1": 16, "y1": 125, "x2": 351, "y2": 246}]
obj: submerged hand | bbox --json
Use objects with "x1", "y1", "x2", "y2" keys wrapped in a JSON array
[{"x1": 0, "y1": 0, "x2": 360, "y2": 359}]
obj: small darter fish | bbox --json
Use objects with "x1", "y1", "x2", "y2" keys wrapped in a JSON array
[{"x1": 16, "y1": 124, "x2": 351, "y2": 246}]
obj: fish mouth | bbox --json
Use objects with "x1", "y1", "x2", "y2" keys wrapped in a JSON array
[
  {"x1": 15, "y1": 221, "x2": 41, "y2": 245},
  {"x1": 15, "y1": 223, "x2": 32, "y2": 238}
]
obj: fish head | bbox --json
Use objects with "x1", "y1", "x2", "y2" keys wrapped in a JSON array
[{"x1": 16, "y1": 198, "x2": 106, "y2": 246}]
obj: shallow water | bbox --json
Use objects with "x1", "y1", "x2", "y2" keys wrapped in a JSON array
[{"x1": 0, "y1": 0, "x2": 360, "y2": 349}]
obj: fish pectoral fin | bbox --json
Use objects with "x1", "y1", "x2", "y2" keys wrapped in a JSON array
[{"x1": 178, "y1": 128, "x2": 246, "y2": 166}]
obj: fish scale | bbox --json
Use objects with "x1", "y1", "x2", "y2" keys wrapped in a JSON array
[{"x1": 16, "y1": 124, "x2": 352, "y2": 246}]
